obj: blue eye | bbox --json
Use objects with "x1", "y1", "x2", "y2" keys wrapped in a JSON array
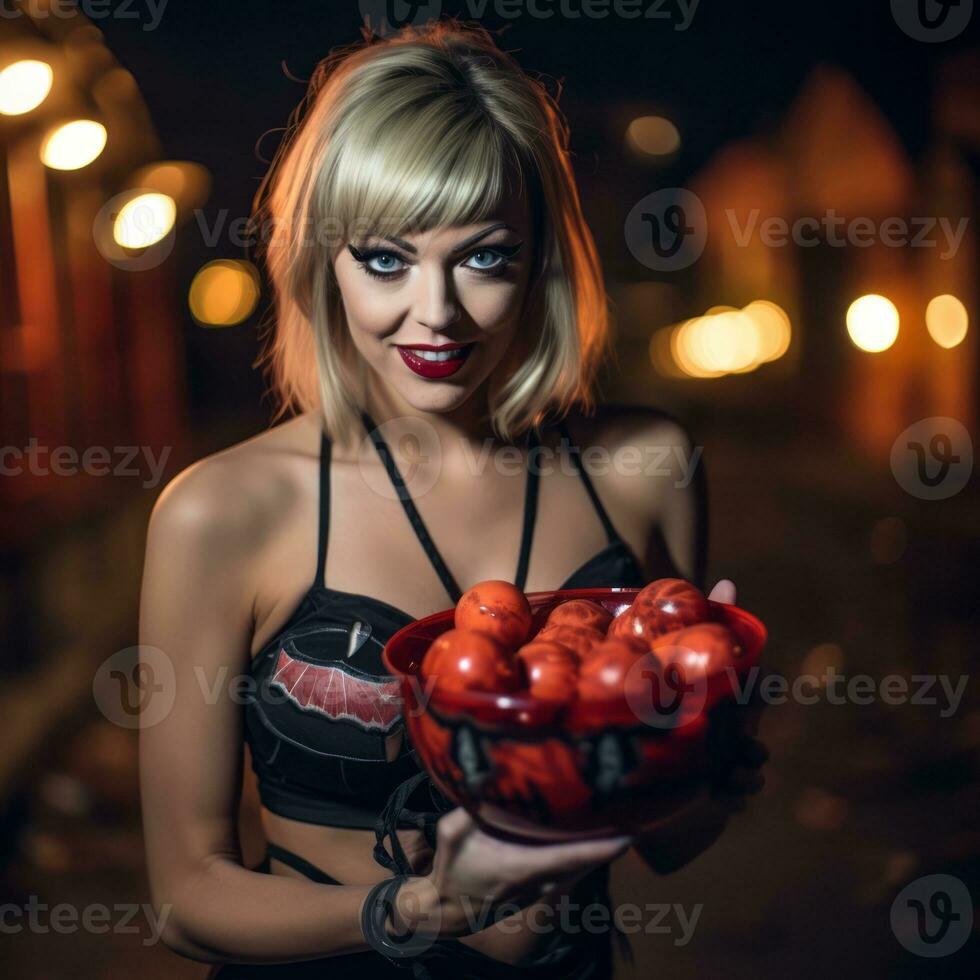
[
  {"x1": 366, "y1": 252, "x2": 405, "y2": 275},
  {"x1": 346, "y1": 244, "x2": 408, "y2": 280},
  {"x1": 346, "y1": 240, "x2": 523, "y2": 281},
  {"x1": 465, "y1": 249, "x2": 506, "y2": 272}
]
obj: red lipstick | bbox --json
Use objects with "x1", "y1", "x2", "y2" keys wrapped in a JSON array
[{"x1": 396, "y1": 342, "x2": 476, "y2": 379}]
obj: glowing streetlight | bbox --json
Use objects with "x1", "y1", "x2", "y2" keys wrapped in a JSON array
[
  {"x1": 0, "y1": 60, "x2": 54, "y2": 116},
  {"x1": 40, "y1": 119, "x2": 107, "y2": 171},
  {"x1": 846, "y1": 294, "x2": 899, "y2": 352}
]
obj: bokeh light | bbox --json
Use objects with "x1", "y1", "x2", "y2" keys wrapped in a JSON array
[
  {"x1": 188, "y1": 260, "x2": 260, "y2": 327},
  {"x1": 846, "y1": 294, "x2": 899, "y2": 352},
  {"x1": 130, "y1": 160, "x2": 212, "y2": 212},
  {"x1": 0, "y1": 60, "x2": 53, "y2": 116},
  {"x1": 113, "y1": 193, "x2": 177, "y2": 248},
  {"x1": 40, "y1": 120, "x2": 107, "y2": 171},
  {"x1": 742, "y1": 300, "x2": 792, "y2": 363},
  {"x1": 625, "y1": 115, "x2": 681, "y2": 157},
  {"x1": 925, "y1": 294, "x2": 968, "y2": 349},
  {"x1": 661, "y1": 301, "x2": 792, "y2": 377}
]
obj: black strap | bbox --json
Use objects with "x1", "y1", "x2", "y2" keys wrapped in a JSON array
[
  {"x1": 313, "y1": 430, "x2": 331, "y2": 590},
  {"x1": 373, "y1": 770, "x2": 447, "y2": 875},
  {"x1": 556, "y1": 417, "x2": 619, "y2": 545},
  {"x1": 514, "y1": 424, "x2": 540, "y2": 592},
  {"x1": 266, "y1": 841, "x2": 342, "y2": 885},
  {"x1": 360, "y1": 410, "x2": 540, "y2": 604}
]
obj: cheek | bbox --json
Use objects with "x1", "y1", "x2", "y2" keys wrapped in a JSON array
[
  {"x1": 334, "y1": 263, "x2": 401, "y2": 335},
  {"x1": 458, "y1": 278, "x2": 525, "y2": 336}
]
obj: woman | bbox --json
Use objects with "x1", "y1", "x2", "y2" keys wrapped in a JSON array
[{"x1": 138, "y1": 18, "x2": 765, "y2": 979}]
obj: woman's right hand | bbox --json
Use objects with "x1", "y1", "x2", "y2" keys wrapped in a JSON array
[{"x1": 390, "y1": 808, "x2": 632, "y2": 939}]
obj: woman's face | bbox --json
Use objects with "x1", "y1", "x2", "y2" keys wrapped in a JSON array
[{"x1": 332, "y1": 194, "x2": 534, "y2": 418}]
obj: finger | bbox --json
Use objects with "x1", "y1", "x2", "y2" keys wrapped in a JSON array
[
  {"x1": 436, "y1": 807, "x2": 476, "y2": 844},
  {"x1": 708, "y1": 579, "x2": 736, "y2": 604},
  {"x1": 523, "y1": 834, "x2": 633, "y2": 875}
]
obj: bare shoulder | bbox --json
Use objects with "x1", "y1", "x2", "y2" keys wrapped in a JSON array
[
  {"x1": 565, "y1": 401, "x2": 700, "y2": 521},
  {"x1": 146, "y1": 413, "x2": 320, "y2": 560}
]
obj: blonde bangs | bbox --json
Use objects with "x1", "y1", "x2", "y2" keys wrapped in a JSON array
[{"x1": 324, "y1": 93, "x2": 522, "y2": 245}]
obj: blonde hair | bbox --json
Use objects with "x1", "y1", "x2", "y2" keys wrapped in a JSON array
[{"x1": 251, "y1": 18, "x2": 612, "y2": 443}]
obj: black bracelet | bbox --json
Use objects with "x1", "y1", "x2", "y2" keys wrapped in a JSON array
[{"x1": 360, "y1": 874, "x2": 435, "y2": 962}]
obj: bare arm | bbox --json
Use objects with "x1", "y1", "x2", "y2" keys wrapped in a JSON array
[{"x1": 138, "y1": 458, "x2": 379, "y2": 965}]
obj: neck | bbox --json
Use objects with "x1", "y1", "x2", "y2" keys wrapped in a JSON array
[{"x1": 361, "y1": 376, "x2": 504, "y2": 456}]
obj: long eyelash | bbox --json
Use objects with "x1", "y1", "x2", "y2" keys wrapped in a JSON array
[
  {"x1": 465, "y1": 242, "x2": 524, "y2": 278},
  {"x1": 346, "y1": 243, "x2": 407, "y2": 281}
]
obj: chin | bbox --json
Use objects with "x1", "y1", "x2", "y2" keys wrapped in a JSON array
[{"x1": 397, "y1": 382, "x2": 481, "y2": 415}]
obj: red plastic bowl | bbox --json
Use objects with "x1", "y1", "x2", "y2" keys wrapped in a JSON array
[{"x1": 383, "y1": 587, "x2": 767, "y2": 843}]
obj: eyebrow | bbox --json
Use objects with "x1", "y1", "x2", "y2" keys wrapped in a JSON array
[{"x1": 365, "y1": 222, "x2": 518, "y2": 255}]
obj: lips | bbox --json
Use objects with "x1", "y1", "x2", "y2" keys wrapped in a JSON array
[{"x1": 397, "y1": 343, "x2": 476, "y2": 379}]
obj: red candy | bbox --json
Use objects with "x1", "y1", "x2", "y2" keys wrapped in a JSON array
[
  {"x1": 577, "y1": 637, "x2": 648, "y2": 702},
  {"x1": 633, "y1": 578, "x2": 710, "y2": 635},
  {"x1": 420, "y1": 577, "x2": 747, "y2": 712},
  {"x1": 651, "y1": 622, "x2": 745, "y2": 705},
  {"x1": 536, "y1": 624, "x2": 604, "y2": 661},
  {"x1": 608, "y1": 578, "x2": 709, "y2": 646},
  {"x1": 517, "y1": 640, "x2": 579, "y2": 702},
  {"x1": 542, "y1": 599, "x2": 613, "y2": 635},
  {"x1": 422, "y1": 628, "x2": 523, "y2": 695},
  {"x1": 455, "y1": 580, "x2": 533, "y2": 649}
]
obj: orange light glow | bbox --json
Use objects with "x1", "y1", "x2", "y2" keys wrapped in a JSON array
[
  {"x1": 625, "y1": 116, "x2": 681, "y2": 157},
  {"x1": 40, "y1": 120, "x2": 107, "y2": 171},
  {"x1": 189, "y1": 260, "x2": 260, "y2": 327},
  {"x1": 0, "y1": 60, "x2": 53, "y2": 116},
  {"x1": 846, "y1": 294, "x2": 899, "y2": 352},
  {"x1": 925, "y1": 294, "x2": 968, "y2": 349},
  {"x1": 664, "y1": 301, "x2": 792, "y2": 378}
]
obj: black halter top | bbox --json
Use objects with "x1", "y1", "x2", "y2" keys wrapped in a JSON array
[{"x1": 242, "y1": 409, "x2": 683, "y2": 870}]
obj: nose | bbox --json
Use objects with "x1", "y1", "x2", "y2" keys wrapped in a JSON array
[{"x1": 411, "y1": 263, "x2": 461, "y2": 332}]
